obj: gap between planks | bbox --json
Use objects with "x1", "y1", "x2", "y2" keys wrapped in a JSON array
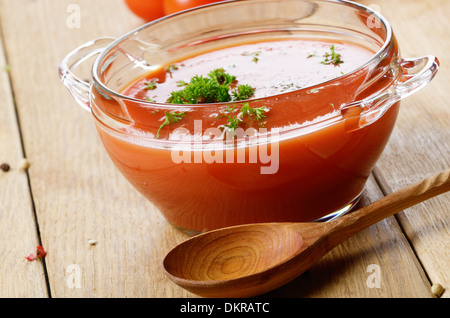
[
  {"x1": 0, "y1": 13, "x2": 51, "y2": 298},
  {"x1": 372, "y1": 165, "x2": 435, "y2": 296}
]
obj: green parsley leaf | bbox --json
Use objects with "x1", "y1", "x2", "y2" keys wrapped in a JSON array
[
  {"x1": 208, "y1": 68, "x2": 236, "y2": 86},
  {"x1": 223, "y1": 104, "x2": 238, "y2": 114},
  {"x1": 157, "y1": 111, "x2": 186, "y2": 138},
  {"x1": 242, "y1": 51, "x2": 261, "y2": 63},
  {"x1": 321, "y1": 45, "x2": 344, "y2": 66},
  {"x1": 176, "y1": 80, "x2": 188, "y2": 87},
  {"x1": 144, "y1": 79, "x2": 158, "y2": 90},
  {"x1": 167, "y1": 64, "x2": 179, "y2": 73},
  {"x1": 222, "y1": 103, "x2": 268, "y2": 134},
  {"x1": 232, "y1": 84, "x2": 255, "y2": 101},
  {"x1": 224, "y1": 114, "x2": 243, "y2": 132},
  {"x1": 240, "y1": 103, "x2": 267, "y2": 121}
]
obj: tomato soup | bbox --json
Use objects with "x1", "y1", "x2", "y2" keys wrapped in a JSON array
[{"x1": 94, "y1": 38, "x2": 400, "y2": 233}]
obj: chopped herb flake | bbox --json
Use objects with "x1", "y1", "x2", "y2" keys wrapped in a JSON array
[
  {"x1": 224, "y1": 114, "x2": 243, "y2": 132},
  {"x1": 321, "y1": 45, "x2": 343, "y2": 66},
  {"x1": 240, "y1": 103, "x2": 267, "y2": 121},
  {"x1": 176, "y1": 80, "x2": 188, "y2": 87},
  {"x1": 223, "y1": 104, "x2": 238, "y2": 114},
  {"x1": 157, "y1": 111, "x2": 186, "y2": 138},
  {"x1": 222, "y1": 103, "x2": 268, "y2": 133},
  {"x1": 167, "y1": 64, "x2": 180, "y2": 73},
  {"x1": 144, "y1": 79, "x2": 158, "y2": 90},
  {"x1": 242, "y1": 51, "x2": 261, "y2": 63}
]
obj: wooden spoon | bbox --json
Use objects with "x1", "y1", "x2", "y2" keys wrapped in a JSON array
[{"x1": 163, "y1": 169, "x2": 450, "y2": 298}]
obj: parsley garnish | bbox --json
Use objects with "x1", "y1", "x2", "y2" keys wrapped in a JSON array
[
  {"x1": 321, "y1": 45, "x2": 343, "y2": 66},
  {"x1": 223, "y1": 104, "x2": 238, "y2": 114},
  {"x1": 240, "y1": 103, "x2": 267, "y2": 121},
  {"x1": 208, "y1": 68, "x2": 236, "y2": 86},
  {"x1": 144, "y1": 79, "x2": 158, "y2": 90},
  {"x1": 224, "y1": 114, "x2": 243, "y2": 132},
  {"x1": 167, "y1": 68, "x2": 255, "y2": 104},
  {"x1": 167, "y1": 64, "x2": 179, "y2": 73},
  {"x1": 242, "y1": 51, "x2": 261, "y2": 63},
  {"x1": 168, "y1": 74, "x2": 232, "y2": 104},
  {"x1": 176, "y1": 80, "x2": 188, "y2": 87},
  {"x1": 157, "y1": 111, "x2": 186, "y2": 138},
  {"x1": 232, "y1": 84, "x2": 255, "y2": 101},
  {"x1": 223, "y1": 103, "x2": 268, "y2": 133}
]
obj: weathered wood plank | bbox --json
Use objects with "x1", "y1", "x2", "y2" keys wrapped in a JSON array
[
  {"x1": 358, "y1": 0, "x2": 450, "y2": 298},
  {"x1": 0, "y1": 14, "x2": 48, "y2": 297}
]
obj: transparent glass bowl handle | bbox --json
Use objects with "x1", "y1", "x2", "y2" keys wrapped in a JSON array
[
  {"x1": 342, "y1": 55, "x2": 440, "y2": 130},
  {"x1": 59, "y1": 37, "x2": 115, "y2": 112}
]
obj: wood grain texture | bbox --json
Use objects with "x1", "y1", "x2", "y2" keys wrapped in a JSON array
[
  {"x1": 0, "y1": 0, "x2": 447, "y2": 298},
  {"x1": 358, "y1": 0, "x2": 450, "y2": 298},
  {"x1": 0, "y1": 18, "x2": 47, "y2": 297}
]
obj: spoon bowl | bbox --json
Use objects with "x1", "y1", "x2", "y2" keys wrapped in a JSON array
[
  {"x1": 163, "y1": 169, "x2": 450, "y2": 298},
  {"x1": 164, "y1": 224, "x2": 305, "y2": 281},
  {"x1": 164, "y1": 222, "x2": 328, "y2": 297}
]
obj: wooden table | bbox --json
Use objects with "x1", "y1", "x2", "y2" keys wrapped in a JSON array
[{"x1": 0, "y1": 0, "x2": 448, "y2": 299}]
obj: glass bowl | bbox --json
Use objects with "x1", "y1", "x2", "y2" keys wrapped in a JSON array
[{"x1": 59, "y1": 0, "x2": 439, "y2": 234}]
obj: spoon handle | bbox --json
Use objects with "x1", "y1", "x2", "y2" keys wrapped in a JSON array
[{"x1": 329, "y1": 169, "x2": 450, "y2": 243}]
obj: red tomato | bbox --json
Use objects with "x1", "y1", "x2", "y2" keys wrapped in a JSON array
[
  {"x1": 164, "y1": 0, "x2": 224, "y2": 15},
  {"x1": 125, "y1": 0, "x2": 166, "y2": 21}
]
